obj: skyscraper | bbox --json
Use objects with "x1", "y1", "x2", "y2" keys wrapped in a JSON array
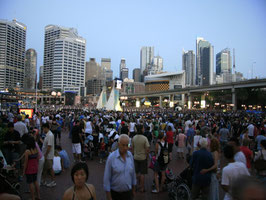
[
  {"x1": 85, "y1": 58, "x2": 102, "y2": 82},
  {"x1": 196, "y1": 37, "x2": 214, "y2": 86},
  {"x1": 43, "y1": 25, "x2": 86, "y2": 94},
  {"x1": 101, "y1": 58, "x2": 113, "y2": 81},
  {"x1": 120, "y1": 58, "x2": 128, "y2": 80},
  {"x1": 38, "y1": 65, "x2": 43, "y2": 89},
  {"x1": 133, "y1": 68, "x2": 141, "y2": 82},
  {"x1": 150, "y1": 55, "x2": 163, "y2": 75},
  {"x1": 140, "y1": 46, "x2": 154, "y2": 75},
  {"x1": 216, "y1": 48, "x2": 231, "y2": 75},
  {"x1": 0, "y1": 19, "x2": 26, "y2": 90},
  {"x1": 43, "y1": 25, "x2": 86, "y2": 92},
  {"x1": 24, "y1": 49, "x2": 37, "y2": 90},
  {"x1": 182, "y1": 50, "x2": 195, "y2": 86}
]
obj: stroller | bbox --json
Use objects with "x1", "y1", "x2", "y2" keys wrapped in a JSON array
[
  {"x1": 82, "y1": 134, "x2": 94, "y2": 160},
  {"x1": 167, "y1": 166, "x2": 192, "y2": 200},
  {"x1": 167, "y1": 154, "x2": 192, "y2": 200}
]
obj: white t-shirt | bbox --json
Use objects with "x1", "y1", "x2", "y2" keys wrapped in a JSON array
[
  {"x1": 85, "y1": 121, "x2": 93, "y2": 134},
  {"x1": 53, "y1": 156, "x2": 62, "y2": 172},
  {"x1": 129, "y1": 122, "x2": 136, "y2": 132},
  {"x1": 234, "y1": 151, "x2": 247, "y2": 166},
  {"x1": 247, "y1": 124, "x2": 254, "y2": 137},
  {"x1": 185, "y1": 120, "x2": 192, "y2": 133},
  {"x1": 222, "y1": 162, "x2": 250, "y2": 200},
  {"x1": 42, "y1": 131, "x2": 55, "y2": 160},
  {"x1": 193, "y1": 135, "x2": 202, "y2": 148}
]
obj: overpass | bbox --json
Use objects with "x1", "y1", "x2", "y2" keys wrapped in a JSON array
[{"x1": 124, "y1": 78, "x2": 266, "y2": 110}]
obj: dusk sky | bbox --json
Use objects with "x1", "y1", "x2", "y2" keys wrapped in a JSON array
[{"x1": 0, "y1": 0, "x2": 266, "y2": 80}]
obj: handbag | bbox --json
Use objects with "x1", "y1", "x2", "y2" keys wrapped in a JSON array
[
  {"x1": 175, "y1": 134, "x2": 179, "y2": 147},
  {"x1": 254, "y1": 150, "x2": 266, "y2": 171}
]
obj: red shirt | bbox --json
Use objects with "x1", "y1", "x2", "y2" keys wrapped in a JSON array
[
  {"x1": 240, "y1": 146, "x2": 253, "y2": 169},
  {"x1": 166, "y1": 131, "x2": 174, "y2": 144}
]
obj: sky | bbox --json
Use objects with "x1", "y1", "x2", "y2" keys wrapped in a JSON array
[{"x1": 0, "y1": 0, "x2": 266, "y2": 80}]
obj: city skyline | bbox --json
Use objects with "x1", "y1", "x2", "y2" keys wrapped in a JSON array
[{"x1": 0, "y1": 0, "x2": 266, "y2": 81}]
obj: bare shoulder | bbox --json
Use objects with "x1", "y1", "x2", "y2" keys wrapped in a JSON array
[
  {"x1": 62, "y1": 186, "x2": 74, "y2": 200},
  {"x1": 86, "y1": 183, "x2": 95, "y2": 191}
]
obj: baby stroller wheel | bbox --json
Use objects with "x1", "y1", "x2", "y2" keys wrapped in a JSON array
[{"x1": 176, "y1": 183, "x2": 191, "y2": 200}]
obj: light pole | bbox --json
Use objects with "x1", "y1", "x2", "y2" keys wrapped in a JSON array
[{"x1": 252, "y1": 61, "x2": 256, "y2": 79}]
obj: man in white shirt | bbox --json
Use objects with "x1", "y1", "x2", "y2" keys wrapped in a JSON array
[
  {"x1": 221, "y1": 145, "x2": 250, "y2": 200},
  {"x1": 247, "y1": 122, "x2": 255, "y2": 139},
  {"x1": 228, "y1": 137, "x2": 247, "y2": 166},
  {"x1": 42, "y1": 123, "x2": 56, "y2": 187},
  {"x1": 14, "y1": 115, "x2": 28, "y2": 137}
]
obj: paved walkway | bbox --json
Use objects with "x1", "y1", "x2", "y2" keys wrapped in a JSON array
[{"x1": 19, "y1": 130, "x2": 195, "y2": 200}]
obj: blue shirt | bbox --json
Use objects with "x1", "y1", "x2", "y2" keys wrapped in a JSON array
[
  {"x1": 190, "y1": 148, "x2": 214, "y2": 187},
  {"x1": 187, "y1": 128, "x2": 195, "y2": 144},
  {"x1": 59, "y1": 150, "x2": 70, "y2": 169},
  {"x1": 255, "y1": 135, "x2": 266, "y2": 150},
  {"x1": 103, "y1": 149, "x2": 136, "y2": 192}
]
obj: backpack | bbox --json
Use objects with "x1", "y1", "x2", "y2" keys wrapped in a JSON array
[
  {"x1": 158, "y1": 141, "x2": 169, "y2": 166},
  {"x1": 254, "y1": 150, "x2": 266, "y2": 171}
]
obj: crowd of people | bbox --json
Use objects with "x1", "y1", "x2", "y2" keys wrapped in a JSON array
[{"x1": 0, "y1": 109, "x2": 266, "y2": 200}]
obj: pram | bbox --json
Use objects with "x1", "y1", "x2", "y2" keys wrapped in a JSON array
[
  {"x1": 167, "y1": 166, "x2": 192, "y2": 200},
  {"x1": 82, "y1": 134, "x2": 94, "y2": 160}
]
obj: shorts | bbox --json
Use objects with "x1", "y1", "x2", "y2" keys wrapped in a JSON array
[
  {"x1": 26, "y1": 173, "x2": 37, "y2": 184},
  {"x1": 43, "y1": 159, "x2": 53, "y2": 172},
  {"x1": 72, "y1": 143, "x2": 81, "y2": 154},
  {"x1": 153, "y1": 160, "x2": 167, "y2": 172},
  {"x1": 168, "y1": 143, "x2": 173, "y2": 153},
  {"x1": 134, "y1": 159, "x2": 148, "y2": 174}
]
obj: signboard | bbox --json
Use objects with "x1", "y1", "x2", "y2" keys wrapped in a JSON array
[{"x1": 19, "y1": 108, "x2": 34, "y2": 119}]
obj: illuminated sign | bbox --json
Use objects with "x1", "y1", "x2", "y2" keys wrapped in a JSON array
[{"x1": 19, "y1": 108, "x2": 34, "y2": 119}]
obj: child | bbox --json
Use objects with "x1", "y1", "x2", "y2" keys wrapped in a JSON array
[
  {"x1": 56, "y1": 145, "x2": 70, "y2": 170},
  {"x1": 53, "y1": 150, "x2": 63, "y2": 175},
  {"x1": 99, "y1": 138, "x2": 106, "y2": 164}
]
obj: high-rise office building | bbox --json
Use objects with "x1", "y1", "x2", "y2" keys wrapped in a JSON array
[
  {"x1": 196, "y1": 37, "x2": 214, "y2": 86},
  {"x1": 43, "y1": 25, "x2": 86, "y2": 92},
  {"x1": 150, "y1": 55, "x2": 163, "y2": 75},
  {"x1": 216, "y1": 48, "x2": 231, "y2": 75},
  {"x1": 38, "y1": 65, "x2": 44, "y2": 89},
  {"x1": 140, "y1": 46, "x2": 154, "y2": 75},
  {"x1": 133, "y1": 68, "x2": 141, "y2": 82},
  {"x1": 182, "y1": 50, "x2": 195, "y2": 86},
  {"x1": 24, "y1": 49, "x2": 37, "y2": 90},
  {"x1": 0, "y1": 19, "x2": 26, "y2": 90},
  {"x1": 120, "y1": 58, "x2": 128, "y2": 80},
  {"x1": 43, "y1": 25, "x2": 86, "y2": 94},
  {"x1": 101, "y1": 58, "x2": 113, "y2": 81},
  {"x1": 85, "y1": 58, "x2": 103, "y2": 82}
]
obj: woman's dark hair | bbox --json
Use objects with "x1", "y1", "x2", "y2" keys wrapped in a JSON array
[
  {"x1": 223, "y1": 145, "x2": 235, "y2": 159},
  {"x1": 42, "y1": 123, "x2": 50, "y2": 129},
  {"x1": 26, "y1": 136, "x2": 36, "y2": 150},
  {"x1": 167, "y1": 126, "x2": 172, "y2": 131},
  {"x1": 71, "y1": 162, "x2": 89, "y2": 183}
]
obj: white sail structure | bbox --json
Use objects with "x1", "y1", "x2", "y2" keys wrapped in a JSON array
[
  {"x1": 96, "y1": 86, "x2": 107, "y2": 109},
  {"x1": 105, "y1": 87, "x2": 122, "y2": 111}
]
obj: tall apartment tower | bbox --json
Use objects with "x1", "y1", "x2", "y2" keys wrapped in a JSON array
[
  {"x1": 0, "y1": 19, "x2": 26, "y2": 90},
  {"x1": 133, "y1": 68, "x2": 141, "y2": 82},
  {"x1": 140, "y1": 46, "x2": 154, "y2": 76},
  {"x1": 216, "y1": 48, "x2": 231, "y2": 75},
  {"x1": 38, "y1": 65, "x2": 44, "y2": 89},
  {"x1": 120, "y1": 58, "x2": 128, "y2": 80},
  {"x1": 43, "y1": 25, "x2": 86, "y2": 94},
  {"x1": 182, "y1": 50, "x2": 195, "y2": 86},
  {"x1": 24, "y1": 49, "x2": 37, "y2": 90},
  {"x1": 196, "y1": 37, "x2": 214, "y2": 86}
]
